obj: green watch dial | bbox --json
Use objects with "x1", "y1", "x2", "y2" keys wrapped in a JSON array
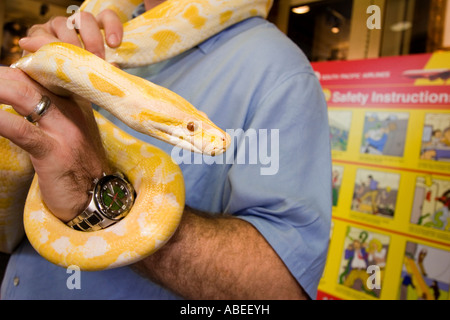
[{"x1": 96, "y1": 175, "x2": 135, "y2": 220}]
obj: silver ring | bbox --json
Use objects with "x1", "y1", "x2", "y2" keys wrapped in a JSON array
[{"x1": 25, "y1": 95, "x2": 52, "y2": 123}]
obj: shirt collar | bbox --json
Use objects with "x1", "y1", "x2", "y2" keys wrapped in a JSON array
[{"x1": 197, "y1": 17, "x2": 266, "y2": 55}]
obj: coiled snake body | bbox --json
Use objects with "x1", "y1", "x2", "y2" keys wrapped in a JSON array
[{"x1": 0, "y1": 0, "x2": 272, "y2": 270}]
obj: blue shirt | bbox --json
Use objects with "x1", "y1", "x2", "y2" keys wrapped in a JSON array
[{"x1": 1, "y1": 17, "x2": 331, "y2": 300}]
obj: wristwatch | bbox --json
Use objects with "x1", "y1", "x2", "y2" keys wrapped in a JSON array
[{"x1": 67, "y1": 172, "x2": 135, "y2": 232}]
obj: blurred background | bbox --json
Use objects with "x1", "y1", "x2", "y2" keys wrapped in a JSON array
[{"x1": 0, "y1": 0, "x2": 449, "y2": 65}]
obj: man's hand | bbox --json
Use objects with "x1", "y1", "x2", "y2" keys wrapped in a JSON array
[
  {"x1": 0, "y1": 9, "x2": 124, "y2": 222},
  {"x1": 19, "y1": 9, "x2": 123, "y2": 58},
  {"x1": 0, "y1": 67, "x2": 110, "y2": 222}
]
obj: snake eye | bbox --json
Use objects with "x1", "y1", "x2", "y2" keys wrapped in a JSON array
[{"x1": 187, "y1": 121, "x2": 198, "y2": 132}]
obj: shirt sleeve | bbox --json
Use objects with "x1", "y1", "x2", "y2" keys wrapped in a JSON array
[{"x1": 224, "y1": 71, "x2": 332, "y2": 299}]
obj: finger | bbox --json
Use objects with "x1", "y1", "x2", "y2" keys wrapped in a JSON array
[
  {"x1": 49, "y1": 16, "x2": 83, "y2": 47},
  {"x1": 19, "y1": 24, "x2": 61, "y2": 54},
  {"x1": 0, "y1": 77, "x2": 42, "y2": 115},
  {"x1": 145, "y1": 0, "x2": 166, "y2": 10},
  {"x1": 76, "y1": 11, "x2": 106, "y2": 59},
  {"x1": 0, "y1": 68, "x2": 94, "y2": 144},
  {"x1": 0, "y1": 70, "x2": 58, "y2": 128},
  {"x1": 19, "y1": 18, "x2": 82, "y2": 53},
  {"x1": 0, "y1": 69, "x2": 59, "y2": 159},
  {"x1": 0, "y1": 108, "x2": 53, "y2": 160},
  {"x1": 96, "y1": 9, "x2": 123, "y2": 48},
  {"x1": 18, "y1": 35, "x2": 59, "y2": 56}
]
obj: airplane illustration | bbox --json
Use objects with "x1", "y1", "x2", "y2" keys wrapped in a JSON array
[{"x1": 403, "y1": 69, "x2": 450, "y2": 81}]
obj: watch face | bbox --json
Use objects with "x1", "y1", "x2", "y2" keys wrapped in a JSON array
[{"x1": 95, "y1": 175, "x2": 135, "y2": 220}]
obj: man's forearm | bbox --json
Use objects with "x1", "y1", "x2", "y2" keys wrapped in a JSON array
[{"x1": 133, "y1": 206, "x2": 308, "y2": 300}]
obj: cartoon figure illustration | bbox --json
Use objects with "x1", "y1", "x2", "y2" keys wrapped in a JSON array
[
  {"x1": 400, "y1": 273, "x2": 416, "y2": 300},
  {"x1": 361, "y1": 112, "x2": 409, "y2": 157},
  {"x1": 420, "y1": 114, "x2": 450, "y2": 162},
  {"x1": 417, "y1": 248, "x2": 428, "y2": 277},
  {"x1": 430, "y1": 280, "x2": 441, "y2": 300},
  {"x1": 422, "y1": 129, "x2": 443, "y2": 149},
  {"x1": 411, "y1": 176, "x2": 450, "y2": 231},
  {"x1": 329, "y1": 111, "x2": 352, "y2": 152},
  {"x1": 367, "y1": 238, "x2": 387, "y2": 268},
  {"x1": 399, "y1": 242, "x2": 450, "y2": 300},
  {"x1": 332, "y1": 166, "x2": 344, "y2": 207},
  {"x1": 434, "y1": 189, "x2": 450, "y2": 230},
  {"x1": 402, "y1": 253, "x2": 433, "y2": 300},
  {"x1": 352, "y1": 169, "x2": 399, "y2": 218},
  {"x1": 422, "y1": 189, "x2": 450, "y2": 230},
  {"x1": 363, "y1": 122, "x2": 397, "y2": 154},
  {"x1": 342, "y1": 239, "x2": 369, "y2": 288},
  {"x1": 339, "y1": 228, "x2": 389, "y2": 298},
  {"x1": 359, "y1": 175, "x2": 379, "y2": 214}
]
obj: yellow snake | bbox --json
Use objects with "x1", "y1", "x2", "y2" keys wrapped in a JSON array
[{"x1": 0, "y1": 0, "x2": 273, "y2": 271}]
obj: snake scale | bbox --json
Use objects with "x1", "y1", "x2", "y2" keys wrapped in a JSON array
[{"x1": 0, "y1": 0, "x2": 273, "y2": 270}]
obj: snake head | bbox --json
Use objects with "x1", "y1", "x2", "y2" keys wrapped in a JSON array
[
  {"x1": 126, "y1": 74, "x2": 231, "y2": 157},
  {"x1": 173, "y1": 116, "x2": 231, "y2": 156},
  {"x1": 12, "y1": 42, "x2": 231, "y2": 156},
  {"x1": 140, "y1": 107, "x2": 231, "y2": 156}
]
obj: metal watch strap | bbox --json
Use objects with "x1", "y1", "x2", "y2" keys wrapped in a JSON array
[
  {"x1": 66, "y1": 205, "x2": 102, "y2": 232},
  {"x1": 66, "y1": 173, "x2": 127, "y2": 232},
  {"x1": 66, "y1": 194, "x2": 117, "y2": 232}
]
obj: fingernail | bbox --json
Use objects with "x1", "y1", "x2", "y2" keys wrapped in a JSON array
[
  {"x1": 18, "y1": 37, "x2": 29, "y2": 47},
  {"x1": 108, "y1": 34, "x2": 118, "y2": 47}
]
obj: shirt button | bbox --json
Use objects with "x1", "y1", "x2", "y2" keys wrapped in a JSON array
[{"x1": 13, "y1": 277, "x2": 20, "y2": 286}]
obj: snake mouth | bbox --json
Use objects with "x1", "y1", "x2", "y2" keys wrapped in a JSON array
[
  {"x1": 149, "y1": 118, "x2": 231, "y2": 156},
  {"x1": 208, "y1": 131, "x2": 231, "y2": 156},
  {"x1": 153, "y1": 128, "x2": 230, "y2": 156},
  {"x1": 190, "y1": 128, "x2": 231, "y2": 156}
]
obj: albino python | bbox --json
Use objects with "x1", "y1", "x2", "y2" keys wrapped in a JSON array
[{"x1": 0, "y1": 0, "x2": 273, "y2": 270}]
